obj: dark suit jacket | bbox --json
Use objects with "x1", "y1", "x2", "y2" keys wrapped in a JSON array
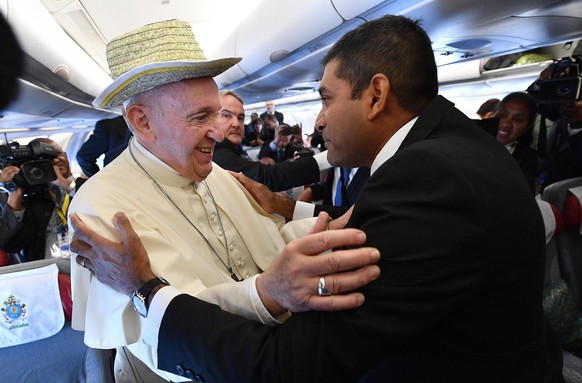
[
  {"x1": 156, "y1": 96, "x2": 563, "y2": 382},
  {"x1": 543, "y1": 119, "x2": 582, "y2": 188},
  {"x1": 258, "y1": 142, "x2": 296, "y2": 163},
  {"x1": 0, "y1": 191, "x2": 53, "y2": 262},
  {"x1": 512, "y1": 142, "x2": 540, "y2": 194},
  {"x1": 213, "y1": 138, "x2": 320, "y2": 192},
  {"x1": 474, "y1": 117, "x2": 539, "y2": 193},
  {"x1": 76, "y1": 116, "x2": 129, "y2": 177},
  {"x1": 260, "y1": 110, "x2": 284, "y2": 124}
]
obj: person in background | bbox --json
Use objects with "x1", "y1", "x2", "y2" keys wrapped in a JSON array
[
  {"x1": 290, "y1": 123, "x2": 315, "y2": 158},
  {"x1": 260, "y1": 100, "x2": 284, "y2": 124},
  {"x1": 476, "y1": 98, "x2": 500, "y2": 119},
  {"x1": 76, "y1": 115, "x2": 130, "y2": 177},
  {"x1": 0, "y1": 138, "x2": 84, "y2": 263},
  {"x1": 543, "y1": 99, "x2": 582, "y2": 187},
  {"x1": 242, "y1": 112, "x2": 259, "y2": 145},
  {"x1": 527, "y1": 52, "x2": 582, "y2": 189},
  {"x1": 298, "y1": 166, "x2": 370, "y2": 219},
  {"x1": 71, "y1": 15, "x2": 563, "y2": 382},
  {"x1": 242, "y1": 114, "x2": 264, "y2": 146},
  {"x1": 69, "y1": 19, "x2": 379, "y2": 383},
  {"x1": 258, "y1": 123, "x2": 297, "y2": 163},
  {"x1": 214, "y1": 90, "x2": 330, "y2": 192},
  {"x1": 309, "y1": 128, "x2": 327, "y2": 151},
  {"x1": 261, "y1": 112, "x2": 278, "y2": 142},
  {"x1": 494, "y1": 91, "x2": 540, "y2": 193}
]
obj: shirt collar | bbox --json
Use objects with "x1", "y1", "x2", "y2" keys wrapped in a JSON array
[
  {"x1": 505, "y1": 141, "x2": 517, "y2": 154},
  {"x1": 129, "y1": 138, "x2": 192, "y2": 188},
  {"x1": 370, "y1": 117, "x2": 418, "y2": 176}
]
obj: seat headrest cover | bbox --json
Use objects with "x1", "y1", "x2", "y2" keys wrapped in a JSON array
[
  {"x1": 0, "y1": 251, "x2": 9, "y2": 267},
  {"x1": 58, "y1": 274, "x2": 72, "y2": 322},
  {"x1": 551, "y1": 204, "x2": 564, "y2": 237},
  {"x1": 536, "y1": 197, "x2": 560, "y2": 243},
  {"x1": 563, "y1": 192, "x2": 582, "y2": 233}
]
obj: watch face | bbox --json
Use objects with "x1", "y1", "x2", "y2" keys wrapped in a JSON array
[{"x1": 131, "y1": 293, "x2": 148, "y2": 317}]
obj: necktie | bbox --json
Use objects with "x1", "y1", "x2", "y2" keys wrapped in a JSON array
[
  {"x1": 334, "y1": 168, "x2": 351, "y2": 206},
  {"x1": 277, "y1": 149, "x2": 285, "y2": 162}
]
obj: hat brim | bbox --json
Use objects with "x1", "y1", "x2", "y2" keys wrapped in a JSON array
[{"x1": 93, "y1": 57, "x2": 241, "y2": 109}]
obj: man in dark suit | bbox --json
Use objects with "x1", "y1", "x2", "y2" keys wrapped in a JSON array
[
  {"x1": 71, "y1": 15, "x2": 563, "y2": 382},
  {"x1": 260, "y1": 100, "x2": 284, "y2": 124},
  {"x1": 215, "y1": 90, "x2": 327, "y2": 192},
  {"x1": 76, "y1": 115, "x2": 129, "y2": 177},
  {"x1": 298, "y1": 167, "x2": 370, "y2": 219},
  {"x1": 257, "y1": 123, "x2": 297, "y2": 163},
  {"x1": 541, "y1": 100, "x2": 582, "y2": 188}
]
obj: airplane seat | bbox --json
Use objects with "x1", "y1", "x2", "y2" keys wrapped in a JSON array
[
  {"x1": 563, "y1": 348, "x2": 582, "y2": 383},
  {"x1": 541, "y1": 177, "x2": 582, "y2": 375},
  {"x1": 245, "y1": 146, "x2": 261, "y2": 161},
  {"x1": 0, "y1": 258, "x2": 114, "y2": 383},
  {"x1": 0, "y1": 250, "x2": 9, "y2": 267},
  {"x1": 563, "y1": 192, "x2": 582, "y2": 232},
  {"x1": 537, "y1": 197, "x2": 564, "y2": 285},
  {"x1": 542, "y1": 177, "x2": 582, "y2": 307}
]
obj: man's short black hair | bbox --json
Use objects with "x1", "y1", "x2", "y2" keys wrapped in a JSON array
[{"x1": 322, "y1": 15, "x2": 438, "y2": 114}]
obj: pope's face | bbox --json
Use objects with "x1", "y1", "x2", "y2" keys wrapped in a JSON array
[{"x1": 146, "y1": 77, "x2": 224, "y2": 182}]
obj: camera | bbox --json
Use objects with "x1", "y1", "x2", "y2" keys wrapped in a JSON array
[
  {"x1": 0, "y1": 141, "x2": 58, "y2": 192},
  {"x1": 529, "y1": 55, "x2": 581, "y2": 119},
  {"x1": 281, "y1": 124, "x2": 302, "y2": 136}
]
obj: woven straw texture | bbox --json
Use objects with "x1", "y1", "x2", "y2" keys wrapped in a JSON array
[
  {"x1": 94, "y1": 19, "x2": 241, "y2": 108},
  {"x1": 107, "y1": 20, "x2": 205, "y2": 79}
]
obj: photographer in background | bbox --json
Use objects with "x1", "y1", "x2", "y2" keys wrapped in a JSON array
[
  {"x1": 529, "y1": 52, "x2": 582, "y2": 189},
  {"x1": 0, "y1": 138, "x2": 85, "y2": 263},
  {"x1": 542, "y1": 98, "x2": 582, "y2": 187},
  {"x1": 258, "y1": 123, "x2": 298, "y2": 163}
]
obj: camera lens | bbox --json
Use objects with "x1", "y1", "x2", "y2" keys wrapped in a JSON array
[
  {"x1": 20, "y1": 160, "x2": 57, "y2": 185},
  {"x1": 28, "y1": 165, "x2": 46, "y2": 181}
]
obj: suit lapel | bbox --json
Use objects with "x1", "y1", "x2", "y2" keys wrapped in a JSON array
[{"x1": 346, "y1": 168, "x2": 370, "y2": 194}]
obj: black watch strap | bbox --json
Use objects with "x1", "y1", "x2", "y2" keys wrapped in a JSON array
[{"x1": 137, "y1": 277, "x2": 169, "y2": 308}]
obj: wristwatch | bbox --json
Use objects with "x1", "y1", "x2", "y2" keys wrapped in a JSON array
[
  {"x1": 131, "y1": 276, "x2": 169, "y2": 318},
  {"x1": 0, "y1": 181, "x2": 18, "y2": 192}
]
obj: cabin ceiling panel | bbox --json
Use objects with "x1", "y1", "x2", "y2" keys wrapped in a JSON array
[
  {"x1": 331, "y1": 0, "x2": 385, "y2": 20},
  {"x1": 0, "y1": 81, "x2": 118, "y2": 129},
  {"x1": 3, "y1": 0, "x2": 582, "y2": 129},
  {"x1": 233, "y1": 0, "x2": 343, "y2": 76}
]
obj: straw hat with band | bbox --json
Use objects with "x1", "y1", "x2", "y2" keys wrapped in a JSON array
[{"x1": 93, "y1": 19, "x2": 241, "y2": 109}]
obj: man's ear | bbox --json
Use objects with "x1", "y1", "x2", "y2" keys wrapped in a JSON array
[
  {"x1": 125, "y1": 104, "x2": 154, "y2": 143},
  {"x1": 366, "y1": 74, "x2": 390, "y2": 120}
]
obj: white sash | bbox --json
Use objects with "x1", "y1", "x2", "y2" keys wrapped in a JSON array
[{"x1": 0, "y1": 264, "x2": 64, "y2": 347}]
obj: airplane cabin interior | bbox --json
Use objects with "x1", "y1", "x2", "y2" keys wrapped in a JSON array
[{"x1": 0, "y1": 0, "x2": 582, "y2": 381}]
